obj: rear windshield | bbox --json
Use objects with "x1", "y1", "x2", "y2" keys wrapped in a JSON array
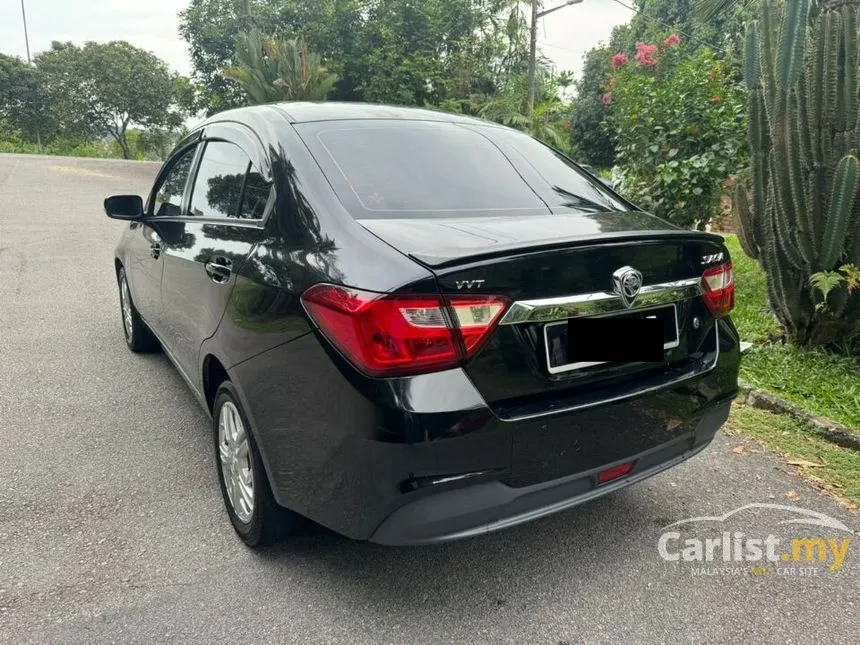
[
  {"x1": 297, "y1": 121, "x2": 550, "y2": 217},
  {"x1": 296, "y1": 120, "x2": 621, "y2": 219},
  {"x1": 483, "y1": 126, "x2": 628, "y2": 212}
]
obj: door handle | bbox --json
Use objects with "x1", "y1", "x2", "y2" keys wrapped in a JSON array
[
  {"x1": 150, "y1": 242, "x2": 162, "y2": 259},
  {"x1": 205, "y1": 257, "x2": 233, "y2": 283}
]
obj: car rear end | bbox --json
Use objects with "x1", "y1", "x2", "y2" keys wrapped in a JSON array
[{"x1": 271, "y1": 114, "x2": 740, "y2": 544}]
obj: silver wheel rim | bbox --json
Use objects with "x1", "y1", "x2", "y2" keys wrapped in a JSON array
[
  {"x1": 120, "y1": 276, "x2": 133, "y2": 341},
  {"x1": 218, "y1": 401, "x2": 255, "y2": 523}
]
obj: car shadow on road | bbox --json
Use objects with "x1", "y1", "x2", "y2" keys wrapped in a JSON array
[{"x1": 252, "y1": 488, "x2": 668, "y2": 611}]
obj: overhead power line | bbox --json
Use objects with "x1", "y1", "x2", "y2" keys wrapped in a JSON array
[
  {"x1": 537, "y1": 41, "x2": 582, "y2": 55},
  {"x1": 606, "y1": 0, "x2": 726, "y2": 52}
]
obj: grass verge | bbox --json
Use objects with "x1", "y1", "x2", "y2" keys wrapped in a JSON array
[
  {"x1": 724, "y1": 235, "x2": 860, "y2": 430},
  {"x1": 725, "y1": 405, "x2": 859, "y2": 508}
]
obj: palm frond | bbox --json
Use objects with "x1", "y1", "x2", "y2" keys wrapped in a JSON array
[{"x1": 222, "y1": 31, "x2": 338, "y2": 104}]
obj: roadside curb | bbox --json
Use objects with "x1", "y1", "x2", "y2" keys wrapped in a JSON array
[{"x1": 736, "y1": 379, "x2": 860, "y2": 451}]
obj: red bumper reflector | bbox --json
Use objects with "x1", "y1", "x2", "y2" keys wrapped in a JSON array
[{"x1": 597, "y1": 462, "x2": 635, "y2": 485}]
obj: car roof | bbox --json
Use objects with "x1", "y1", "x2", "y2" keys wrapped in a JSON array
[{"x1": 199, "y1": 101, "x2": 496, "y2": 128}]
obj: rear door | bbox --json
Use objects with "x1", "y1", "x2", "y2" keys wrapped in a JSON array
[{"x1": 158, "y1": 125, "x2": 272, "y2": 380}]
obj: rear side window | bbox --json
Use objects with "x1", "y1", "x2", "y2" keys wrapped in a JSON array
[
  {"x1": 305, "y1": 122, "x2": 547, "y2": 217},
  {"x1": 240, "y1": 169, "x2": 271, "y2": 220},
  {"x1": 188, "y1": 140, "x2": 272, "y2": 220}
]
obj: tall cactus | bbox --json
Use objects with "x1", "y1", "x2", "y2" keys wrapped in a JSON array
[{"x1": 734, "y1": 0, "x2": 860, "y2": 345}]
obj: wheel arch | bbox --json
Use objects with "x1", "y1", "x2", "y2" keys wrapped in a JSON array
[{"x1": 202, "y1": 353, "x2": 230, "y2": 412}]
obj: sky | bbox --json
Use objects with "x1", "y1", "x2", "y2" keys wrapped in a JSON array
[{"x1": 1, "y1": 0, "x2": 635, "y2": 81}]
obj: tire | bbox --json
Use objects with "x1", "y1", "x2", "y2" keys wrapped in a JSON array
[
  {"x1": 213, "y1": 381, "x2": 295, "y2": 547},
  {"x1": 117, "y1": 267, "x2": 159, "y2": 353}
]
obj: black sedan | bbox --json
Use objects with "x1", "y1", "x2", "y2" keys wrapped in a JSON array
[{"x1": 105, "y1": 103, "x2": 740, "y2": 548}]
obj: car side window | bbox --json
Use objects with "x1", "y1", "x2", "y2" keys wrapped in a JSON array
[
  {"x1": 239, "y1": 168, "x2": 272, "y2": 220},
  {"x1": 153, "y1": 146, "x2": 197, "y2": 217},
  {"x1": 189, "y1": 141, "x2": 253, "y2": 218}
]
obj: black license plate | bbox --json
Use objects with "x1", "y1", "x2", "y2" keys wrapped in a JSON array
[{"x1": 545, "y1": 304, "x2": 679, "y2": 373}]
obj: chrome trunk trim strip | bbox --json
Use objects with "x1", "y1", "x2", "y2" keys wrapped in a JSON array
[{"x1": 498, "y1": 277, "x2": 703, "y2": 325}]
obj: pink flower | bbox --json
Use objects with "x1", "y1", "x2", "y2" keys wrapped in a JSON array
[
  {"x1": 664, "y1": 33, "x2": 681, "y2": 47},
  {"x1": 707, "y1": 74, "x2": 715, "y2": 82},
  {"x1": 711, "y1": 96, "x2": 722, "y2": 104},
  {"x1": 635, "y1": 41, "x2": 659, "y2": 66},
  {"x1": 611, "y1": 53, "x2": 628, "y2": 69},
  {"x1": 601, "y1": 92, "x2": 612, "y2": 107}
]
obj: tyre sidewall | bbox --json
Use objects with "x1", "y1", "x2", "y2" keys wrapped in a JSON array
[{"x1": 117, "y1": 267, "x2": 157, "y2": 352}]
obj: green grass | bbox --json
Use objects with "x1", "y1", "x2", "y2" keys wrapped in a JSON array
[
  {"x1": 725, "y1": 405, "x2": 860, "y2": 506},
  {"x1": 724, "y1": 235, "x2": 860, "y2": 430},
  {"x1": 741, "y1": 346, "x2": 860, "y2": 430}
]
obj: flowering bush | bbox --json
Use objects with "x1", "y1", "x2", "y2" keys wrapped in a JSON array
[
  {"x1": 611, "y1": 53, "x2": 628, "y2": 69},
  {"x1": 603, "y1": 36, "x2": 748, "y2": 229},
  {"x1": 634, "y1": 42, "x2": 659, "y2": 66},
  {"x1": 663, "y1": 33, "x2": 681, "y2": 47}
]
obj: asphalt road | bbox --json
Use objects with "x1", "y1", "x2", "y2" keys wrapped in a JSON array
[{"x1": 0, "y1": 154, "x2": 857, "y2": 645}]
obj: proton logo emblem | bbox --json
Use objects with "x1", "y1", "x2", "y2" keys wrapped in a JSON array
[{"x1": 612, "y1": 266, "x2": 643, "y2": 308}]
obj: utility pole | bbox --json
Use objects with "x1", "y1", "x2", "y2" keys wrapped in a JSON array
[
  {"x1": 526, "y1": 0, "x2": 539, "y2": 120},
  {"x1": 527, "y1": 0, "x2": 584, "y2": 118},
  {"x1": 20, "y1": 0, "x2": 32, "y2": 63},
  {"x1": 20, "y1": 0, "x2": 42, "y2": 150}
]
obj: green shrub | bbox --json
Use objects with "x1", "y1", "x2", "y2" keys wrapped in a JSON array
[{"x1": 604, "y1": 36, "x2": 748, "y2": 229}]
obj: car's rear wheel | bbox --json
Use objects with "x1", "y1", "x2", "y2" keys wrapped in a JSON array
[
  {"x1": 213, "y1": 382, "x2": 295, "y2": 547},
  {"x1": 117, "y1": 267, "x2": 159, "y2": 352}
]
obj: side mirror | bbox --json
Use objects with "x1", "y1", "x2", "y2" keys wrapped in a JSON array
[{"x1": 104, "y1": 194, "x2": 144, "y2": 220}]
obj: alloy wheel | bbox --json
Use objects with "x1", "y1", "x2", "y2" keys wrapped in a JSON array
[{"x1": 218, "y1": 401, "x2": 255, "y2": 523}]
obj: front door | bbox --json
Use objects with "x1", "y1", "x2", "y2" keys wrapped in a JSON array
[
  {"x1": 159, "y1": 138, "x2": 271, "y2": 379},
  {"x1": 128, "y1": 144, "x2": 198, "y2": 326}
]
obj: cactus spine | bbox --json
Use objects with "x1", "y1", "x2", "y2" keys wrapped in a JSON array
[{"x1": 734, "y1": 0, "x2": 860, "y2": 345}]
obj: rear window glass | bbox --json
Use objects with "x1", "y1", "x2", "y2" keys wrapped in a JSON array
[
  {"x1": 309, "y1": 122, "x2": 546, "y2": 215},
  {"x1": 484, "y1": 126, "x2": 627, "y2": 211}
]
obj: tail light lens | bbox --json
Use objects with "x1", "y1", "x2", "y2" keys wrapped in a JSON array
[
  {"x1": 301, "y1": 284, "x2": 508, "y2": 377},
  {"x1": 701, "y1": 261, "x2": 734, "y2": 318}
]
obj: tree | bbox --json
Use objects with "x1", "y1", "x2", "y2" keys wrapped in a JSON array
[
  {"x1": 611, "y1": 0, "x2": 751, "y2": 55},
  {"x1": 180, "y1": 0, "x2": 365, "y2": 113},
  {"x1": 179, "y1": 0, "x2": 532, "y2": 112},
  {"x1": 36, "y1": 41, "x2": 186, "y2": 159},
  {"x1": 475, "y1": 71, "x2": 573, "y2": 151},
  {"x1": 223, "y1": 31, "x2": 338, "y2": 103},
  {"x1": 568, "y1": 47, "x2": 616, "y2": 167},
  {"x1": 347, "y1": 0, "x2": 502, "y2": 105},
  {"x1": 0, "y1": 53, "x2": 55, "y2": 143}
]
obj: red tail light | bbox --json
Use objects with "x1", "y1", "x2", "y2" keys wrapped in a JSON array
[
  {"x1": 701, "y1": 261, "x2": 735, "y2": 318},
  {"x1": 301, "y1": 284, "x2": 509, "y2": 377}
]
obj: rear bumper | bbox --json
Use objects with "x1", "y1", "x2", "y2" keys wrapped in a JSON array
[
  {"x1": 369, "y1": 401, "x2": 730, "y2": 545},
  {"x1": 230, "y1": 318, "x2": 740, "y2": 542}
]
